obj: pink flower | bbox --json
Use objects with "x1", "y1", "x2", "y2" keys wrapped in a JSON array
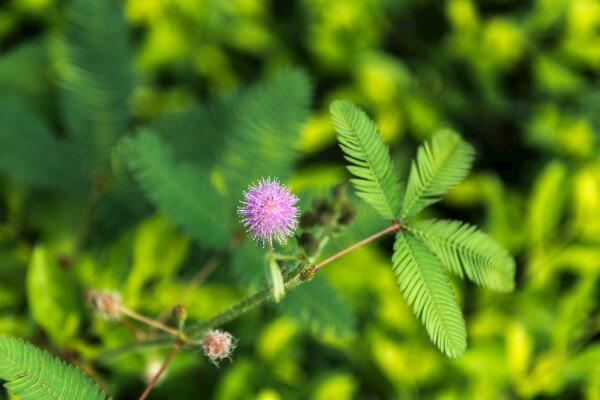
[
  {"x1": 202, "y1": 330, "x2": 236, "y2": 366},
  {"x1": 238, "y1": 178, "x2": 299, "y2": 246}
]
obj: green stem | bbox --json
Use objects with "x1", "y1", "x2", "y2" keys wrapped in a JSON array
[{"x1": 94, "y1": 222, "x2": 401, "y2": 359}]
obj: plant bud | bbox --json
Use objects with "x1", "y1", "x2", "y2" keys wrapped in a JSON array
[
  {"x1": 338, "y1": 204, "x2": 356, "y2": 225},
  {"x1": 331, "y1": 184, "x2": 348, "y2": 207},
  {"x1": 87, "y1": 290, "x2": 122, "y2": 320},
  {"x1": 172, "y1": 304, "x2": 187, "y2": 322},
  {"x1": 311, "y1": 198, "x2": 324, "y2": 211},
  {"x1": 300, "y1": 212, "x2": 316, "y2": 229},
  {"x1": 299, "y1": 232, "x2": 319, "y2": 257},
  {"x1": 315, "y1": 201, "x2": 334, "y2": 226},
  {"x1": 300, "y1": 265, "x2": 316, "y2": 281}
]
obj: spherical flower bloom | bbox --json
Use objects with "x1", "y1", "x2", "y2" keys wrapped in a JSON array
[
  {"x1": 202, "y1": 329, "x2": 236, "y2": 366},
  {"x1": 238, "y1": 178, "x2": 299, "y2": 246}
]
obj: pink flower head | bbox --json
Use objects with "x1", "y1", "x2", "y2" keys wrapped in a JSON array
[
  {"x1": 202, "y1": 329, "x2": 236, "y2": 366},
  {"x1": 238, "y1": 178, "x2": 299, "y2": 246}
]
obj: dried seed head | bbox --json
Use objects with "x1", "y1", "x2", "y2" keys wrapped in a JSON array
[
  {"x1": 202, "y1": 329, "x2": 236, "y2": 366},
  {"x1": 87, "y1": 290, "x2": 122, "y2": 320}
]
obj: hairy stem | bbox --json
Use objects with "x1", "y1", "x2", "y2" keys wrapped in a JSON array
[
  {"x1": 138, "y1": 340, "x2": 181, "y2": 400},
  {"x1": 95, "y1": 222, "x2": 402, "y2": 358}
]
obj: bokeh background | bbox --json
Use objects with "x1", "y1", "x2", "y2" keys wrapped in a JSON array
[{"x1": 1, "y1": 0, "x2": 599, "y2": 399}]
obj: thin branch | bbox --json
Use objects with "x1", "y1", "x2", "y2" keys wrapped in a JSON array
[
  {"x1": 120, "y1": 307, "x2": 193, "y2": 345},
  {"x1": 314, "y1": 221, "x2": 401, "y2": 270},
  {"x1": 98, "y1": 222, "x2": 402, "y2": 358},
  {"x1": 138, "y1": 340, "x2": 181, "y2": 400},
  {"x1": 154, "y1": 252, "x2": 225, "y2": 325}
]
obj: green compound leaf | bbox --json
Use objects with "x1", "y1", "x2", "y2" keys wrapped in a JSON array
[
  {"x1": 122, "y1": 130, "x2": 231, "y2": 248},
  {"x1": 392, "y1": 231, "x2": 466, "y2": 358},
  {"x1": 0, "y1": 98, "x2": 87, "y2": 189},
  {"x1": 330, "y1": 100, "x2": 402, "y2": 220},
  {"x1": 401, "y1": 130, "x2": 474, "y2": 219},
  {"x1": 60, "y1": 0, "x2": 134, "y2": 167},
  {"x1": 409, "y1": 219, "x2": 516, "y2": 292},
  {"x1": 0, "y1": 336, "x2": 109, "y2": 400},
  {"x1": 221, "y1": 69, "x2": 312, "y2": 197}
]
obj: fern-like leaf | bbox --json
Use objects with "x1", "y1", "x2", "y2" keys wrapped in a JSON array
[
  {"x1": 0, "y1": 98, "x2": 87, "y2": 188},
  {"x1": 401, "y1": 130, "x2": 474, "y2": 219},
  {"x1": 151, "y1": 95, "x2": 235, "y2": 171},
  {"x1": 221, "y1": 69, "x2": 311, "y2": 197},
  {"x1": 0, "y1": 336, "x2": 108, "y2": 400},
  {"x1": 60, "y1": 0, "x2": 134, "y2": 166},
  {"x1": 392, "y1": 231, "x2": 466, "y2": 358},
  {"x1": 122, "y1": 130, "x2": 231, "y2": 248},
  {"x1": 409, "y1": 219, "x2": 516, "y2": 292},
  {"x1": 281, "y1": 276, "x2": 356, "y2": 338},
  {"x1": 330, "y1": 100, "x2": 402, "y2": 220}
]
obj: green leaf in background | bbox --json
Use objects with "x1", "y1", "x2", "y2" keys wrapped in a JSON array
[
  {"x1": 401, "y1": 130, "x2": 474, "y2": 219},
  {"x1": 0, "y1": 98, "x2": 87, "y2": 188},
  {"x1": 124, "y1": 215, "x2": 189, "y2": 303},
  {"x1": 281, "y1": 276, "x2": 356, "y2": 338},
  {"x1": 409, "y1": 219, "x2": 515, "y2": 292},
  {"x1": 330, "y1": 99, "x2": 403, "y2": 220},
  {"x1": 0, "y1": 39, "x2": 52, "y2": 117},
  {"x1": 230, "y1": 241, "x2": 266, "y2": 289},
  {"x1": 392, "y1": 231, "x2": 466, "y2": 358},
  {"x1": 26, "y1": 247, "x2": 81, "y2": 345},
  {"x1": 221, "y1": 69, "x2": 312, "y2": 197},
  {"x1": 60, "y1": 0, "x2": 134, "y2": 166},
  {"x1": 0, "y1": 336, "x2": 108, "y2": 400},
  {"x1": 151, "y1": 95, "x2": 235, "y2": 171},
  {"x1": 122, "y1": 130, "x2": 232, "y2": 248},
  {"x1": 526, "y1": 160, "x2": 568, "y2": 249}
]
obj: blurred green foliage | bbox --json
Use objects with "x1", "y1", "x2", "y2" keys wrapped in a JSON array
[{"x1": 0, "y1": 0, "x2": 599, "y2": 399}]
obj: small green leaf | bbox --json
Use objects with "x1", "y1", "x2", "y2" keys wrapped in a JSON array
[
  {"x1": 402, "y1": 129, "x2": 474, "y2": 219},
  {"x1": 409, "y1": 219, "x2": 515, "y2": 292},
  {"x1": 27, "y1": 247, "x2": 81, "y2": 345},
  {"x1": 392, "y1": 231, "x2": 466, "y2": 358},
  {"x1": 330, "y1": 100, "x2": 403, "y2": 220}
]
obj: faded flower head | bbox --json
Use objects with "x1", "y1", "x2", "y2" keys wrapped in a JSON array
[
  {"x1": 202, "y1": 329, "x2": 236, "y2": 366},
  {"x1": 87, "y1": 289, "x2": 122, "y2": 320},
  {"x1": 238, "y1": 178, "x2": 299, "y2": 246}
]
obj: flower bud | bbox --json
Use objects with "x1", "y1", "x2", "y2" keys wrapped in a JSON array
[
  {"x1": 202, "y1": 329, "x2": 236, "y2": 366},
  {"x1": 300, "y1": 212, "x2": 316, "y2": 229},
  {"x1": 338, "y1": 204, "x2": 355, "y2": 225},
  {"x1": 300, "y1": 265, "x2": 316, "y2": 281},
  {"x1": 87, "y1": 290, "x2": 122, "y2": 320},
  {"x1": 172, "y1": 304, "x2": 187, "y2": 322},
  {"x1": 331, "y1": 184, "x2": 348, "y2": 207},
  {"x1": 298, "y1": 232, "x2": 319, "y2": 257}
]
